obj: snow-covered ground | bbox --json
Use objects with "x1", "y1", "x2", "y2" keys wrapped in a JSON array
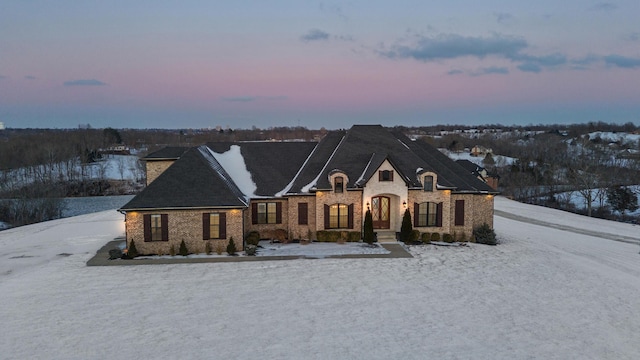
[
  {"x1": 549, "y1": 185, "x2": 640, "y2": 217},
  {"x1": 2, "y1": 198, "x2": 640, "y2": 359},
  {"x1": 587, "y1": 131, "x2": 640, "y2": 144},
  {"x1": 441, "y1": 149, "x2": 516, "y2": 167}
]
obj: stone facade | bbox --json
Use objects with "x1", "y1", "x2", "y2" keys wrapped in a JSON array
[
  {"x1": 125, "y1": 208, "x2": 244, "y2": 255},
  {"x1": 244, "y1": 199, "x2": 290, "y2": 241},
  {"x1": 285, "y1": 195, "x2": 317, "y2": 241},
  {"x1": 145, "y1": 160, "x2": 175, "y2": 185}
]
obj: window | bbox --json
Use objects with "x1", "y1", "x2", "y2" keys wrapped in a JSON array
[
  {"x1": 298, "y1": 202, "x2": 308, "y2": 225},
  {"x1": 455, "y1": 200, "x2": 465, "y2": 226},
  {"x1": 414, "y1": 202, "x2": 442, "y2": 227},
  {"x1": 334, "y1": 176, "x2": 344, "y2": 193},
  {"x1": 252, "y1": 202, "x2": 282, "y2": 224},
  {"x1": 379, "y1": 170, "x2": 393, "y2": 181},
  {"x1": 143, "y1": 214, "x2": 168, "y2": 241},
  {"x1": 324, "y1": 203, "x2": 353, "y2": 229},
  {"x1": 423, "y1": 175, "x2": 433, "y2": 192},
  {"x1": 203, "y1": 213, "x2": 226, "y2": 239}
]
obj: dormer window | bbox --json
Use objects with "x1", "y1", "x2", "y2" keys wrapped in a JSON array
[
  {"x1": 423, "y1": 175, "x2": 433, "y2": 192},
  {"x1": 334, "y1": 176, "x2": 344, "y2": 193},
  {"x1": 379, "y1": 170, "x2": 393, "y2": 182}
]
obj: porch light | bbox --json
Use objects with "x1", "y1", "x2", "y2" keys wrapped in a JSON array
[
  {"x1": 402, "y1": 201, "x2": 407, "y2": 208},
  {"x1": 366, "y1": 202, "x2": 370, "y2": 211}
]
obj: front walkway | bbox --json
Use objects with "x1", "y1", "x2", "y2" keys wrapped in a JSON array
[{"x1": 87, "y1": 240, "x2": 412, "y2": 266}]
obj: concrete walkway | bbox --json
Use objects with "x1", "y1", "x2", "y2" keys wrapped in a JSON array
[{"x1": 87, "y1": 240, "x2": 412, "y2": 266}]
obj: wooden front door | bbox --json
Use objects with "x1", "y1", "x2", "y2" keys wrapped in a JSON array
[{"x1": 371, "y1": 196, "x2": 390, "y2": 229}]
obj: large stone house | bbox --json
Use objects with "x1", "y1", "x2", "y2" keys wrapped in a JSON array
[{"x1": 119, "y1": 125, "x2": 497, "y2": 254}]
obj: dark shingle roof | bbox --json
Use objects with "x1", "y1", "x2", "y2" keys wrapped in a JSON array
[
  {"x1": 120, "y1": 146, "x2": 246, "y2": 210},
  {"x1": 143, "y1": 147, "x2": 189, "y2": 160},
  {"x1": 206, "y1": 141, "x2": 318, "y2": 196}
]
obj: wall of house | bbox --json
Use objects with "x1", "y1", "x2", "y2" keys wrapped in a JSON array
[
  {"x1": 408, "y1": 188, "x2": 452, "y2": 236},
  {"x1": 315, "y1": 189, "x2": 363, "y2": 232},
  {"x1": 361, "y1": 160, "x2": 410, "y2": 232},
  {"x1": 244, "y1": 199, "x2": 290, "y2": 240},
  {"x1": 125, "y1": 208, "x2": 244, "y2": 255},
  {"x1": 286, "y1": 195, "x2": 317, "y2": 241},
  {"x1": 449, "y1": 194, "x2": 494, "y2": 241},
  {"x1": 145, "y1": 160, "x2": 176, "y2": 185}
]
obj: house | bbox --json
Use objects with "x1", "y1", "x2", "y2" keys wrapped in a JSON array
[
  {"x1": 119, "y1": 125, "x2": 498, "y2": 255},
  {"x1": 470, "y1": 145, "x2": 492, "y2": 157},
  {"x1": 456, "y1": 160, "x2": 500, "y2": 190}
]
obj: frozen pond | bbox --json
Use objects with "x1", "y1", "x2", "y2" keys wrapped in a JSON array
[{"x1": 62, "y1": 195, "x2": 134, "y2": 218}]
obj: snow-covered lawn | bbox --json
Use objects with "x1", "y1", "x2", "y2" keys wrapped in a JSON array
[{"x1": 2, "y1": 198, "x2": 640, "y2": 359}]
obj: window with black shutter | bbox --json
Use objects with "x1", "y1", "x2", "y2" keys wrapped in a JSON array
[
  {"x1": 298, "y1": 203, "x2": 308, "y2": 225},
  {"x1": 455, "y1": 200, "x2": 465, "y2": 226}
]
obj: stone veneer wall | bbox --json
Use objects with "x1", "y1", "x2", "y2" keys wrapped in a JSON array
[
  {"x1": 408, "y1": 189, "x2": 452, "y2": 235},
  {"x1": 244, "y1": 199, "x2": 290, "y2": 240},
  {"x1": 315, "y1": 190, "x2": 363, "y2": 232},
  {"x1": 125, "y1": 208, "x2": 244, "y2": 255},
  {"x1": 286, "y1": 195, "x2": 317, "y2": 241},
  {"x1": 145, "y1": 160, "x2": 176, "y2": 185}
]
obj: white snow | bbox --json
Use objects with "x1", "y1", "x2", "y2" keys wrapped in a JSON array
[
  {"x1": 441, "y1": 149, "x2": 517, "y2": 167},
  {"x1": 275, "y1": 143, "x2": 320, "y2": 196},
  {"x1": 207, "y1": 145, "x2": 257, "y2": 198},
  {"x1": 2, "y1": 198, "x2": 640, "y2": 359},
  {"x1": 301, "y1": 135, "x2": 346, "y2": 193},
  {"x1": 588, "y1": 131, "x2": 640, "y2": 144}
]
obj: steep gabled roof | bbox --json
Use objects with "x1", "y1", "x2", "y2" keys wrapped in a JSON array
[
  {"x1": 120, "y1": 146, "x2": 246, "y2": 210},
  {"x1": 300, "y1": 125, "x2": 496, "y2": 193},
  {"x1": 206, "y1": 141, "x2": 318, "y2": 196},
  {"x1": 143, "y1": 146, "x2": 189, "y2": 160}
]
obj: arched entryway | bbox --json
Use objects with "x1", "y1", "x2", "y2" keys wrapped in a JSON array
[{"x1": 371, "y1": 196, "x2": 390, "y2": 229}]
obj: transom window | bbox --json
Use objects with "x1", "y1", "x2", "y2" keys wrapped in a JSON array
[
  {"x1": 334, "y1": 176, "x2": 344, "y2": 193},
  {"x1": 329, "y1": 203, "x2": 349, "y2": 229},
  {"x1": 379, "y1": 170, "x2": 394, "y2": 182},
  {"x1": 423, "y1": 175, "x2": 434, "y2": 192},
  {"x1": 257, "y1": 202, "x2": 278, "y2": 224}
]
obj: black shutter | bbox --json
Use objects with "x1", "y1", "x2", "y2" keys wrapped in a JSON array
[
  {"x1": 161, "y1": 214, "x2": 169, "y2": 241},
  {"x1": 219, "y1": 212, "x2": 226, "y2": 239},
  {"x1": 143, "y1": 214, "x2": 151, "y2": 242},
  {"x1": 378, "y1": 171, "x2": 382, "y2": 181},
  {"x1": 414, "y1": 203, "x2": 419, "y2": 227},
  {"x1": 348, "y1": 204, "x2": 354, "y2": 229},
  {"x1": 276, "y1": 202, "x2": 282, "y2": 224},
  {"x1": 324, "y1": 204, "x2": 330, "y2": 229},
  {"x1": 455, "y1": 200, "x2": 465, "y2": 226},
  {"x1": 298, "y1": 203, "x2": 308, "y2": 225},
  {"x1": 436, "y1": 203, "x2": 442, "y2": 227},
  {"x1": 251, "y1": 203, "x2": 258, "y2": 224},
  {"x1": 202, "y1": 213, "x2": 210, "y2": 240},
  {"x1": 390, "y1": 171, "x2": 394, "y2": 181}
]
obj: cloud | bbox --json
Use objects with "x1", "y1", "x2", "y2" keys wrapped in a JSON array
[
  {"x1": 624, "y1": 32, "x2": 640, "y2": 41},
  {"x1": 380, "y1": 33, "x2": 528, "y2": 62},
  {"x1": 590, "y1": 2, "x2": 617, "y2": 11},
  {"x1": 571, "y1": 54, "x2": 600, "y2": 66},
  {"x1": 471, "y1": 66, "x2": 509, "y2": 76},
  {"x1": 64, "y1": 79, "x2": 107, "y2": 86},
  {"x1": 25, "y1": 75, "x2": 36, "y2": 80},
  {"x1": 517, "y1": 63, "x2": 542, "y2": 73},
  {"x1": 319, "y1": 2, "x2": 348, "y2": 22},
  {"x1": 221, "y1": 96, "x2": 258, "y2": 102},
  {"x1": 494, "y1": 12, "x2": 514, "y2": 24},
  {"x1": 447, "y1": 69, "x2": 464, "y2": 75},
  {"x1": 509, "y1": 52, "x2": 567, "y2": 68},
  {"x1": 301, "y1": 29, "x2": 330, "y2": 42},
  {"x1": 604, "y1": 54, "x2": 640, "y2": 68},
  {"x1": 221, "y1": 95, "x2": 288, "y2": 103}
]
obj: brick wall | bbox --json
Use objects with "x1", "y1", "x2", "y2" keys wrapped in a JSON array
[
  {"x1": 286, "y1": 195, "x2": 317, "y2": 240},
  {"x1": 408, "y1": 189, "x2": 452, "y2": 235},
  {"x1": 145, "y1": 160, "x2": 175, "y2": 185},
  {"x1": 244, "y1": 199, "x2": 290, "y2": 240},
  {"x1": 125, "y1": 208, "x2": 244, "y2": 255}
]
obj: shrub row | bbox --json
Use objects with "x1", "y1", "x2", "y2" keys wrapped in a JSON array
[{"x1": 316, "y1": 230, "x2": 361, "y2": 243}]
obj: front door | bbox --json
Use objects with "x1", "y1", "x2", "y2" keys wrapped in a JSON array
[{"x1": 371, "y1": 196, "x2": 390, "y2": 229}]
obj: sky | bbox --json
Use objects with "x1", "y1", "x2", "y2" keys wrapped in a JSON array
[{"x1": 1, "y1": 1, "x2": 640, "y2": 129}]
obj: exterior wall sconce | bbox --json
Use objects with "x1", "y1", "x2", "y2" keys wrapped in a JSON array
[
  {"x1": 402, "y1": 201, "x2": 407, "y2": 208},
  {"x1": 366, "y1": 202, "x2": 370, "y2": 211}
]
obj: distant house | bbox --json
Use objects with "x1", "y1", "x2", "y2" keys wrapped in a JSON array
[
  {"x1": 470, "y1": 145, "x2": 492, "y2": 157},
  {"x1": 456, "y1": 160, "x2": 500, "y2": 190},
  {"x1": 119, "y1": 125, "x2": 498, "y2": 254}
]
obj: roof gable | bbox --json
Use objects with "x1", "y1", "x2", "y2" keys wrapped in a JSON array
[{"x1": 120, "y1": 146, "x2": 247, "y2": 210}]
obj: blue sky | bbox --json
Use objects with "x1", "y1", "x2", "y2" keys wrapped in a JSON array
[{"x1": 1, "y1": 1, "x2": 639, "y2": 129}]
